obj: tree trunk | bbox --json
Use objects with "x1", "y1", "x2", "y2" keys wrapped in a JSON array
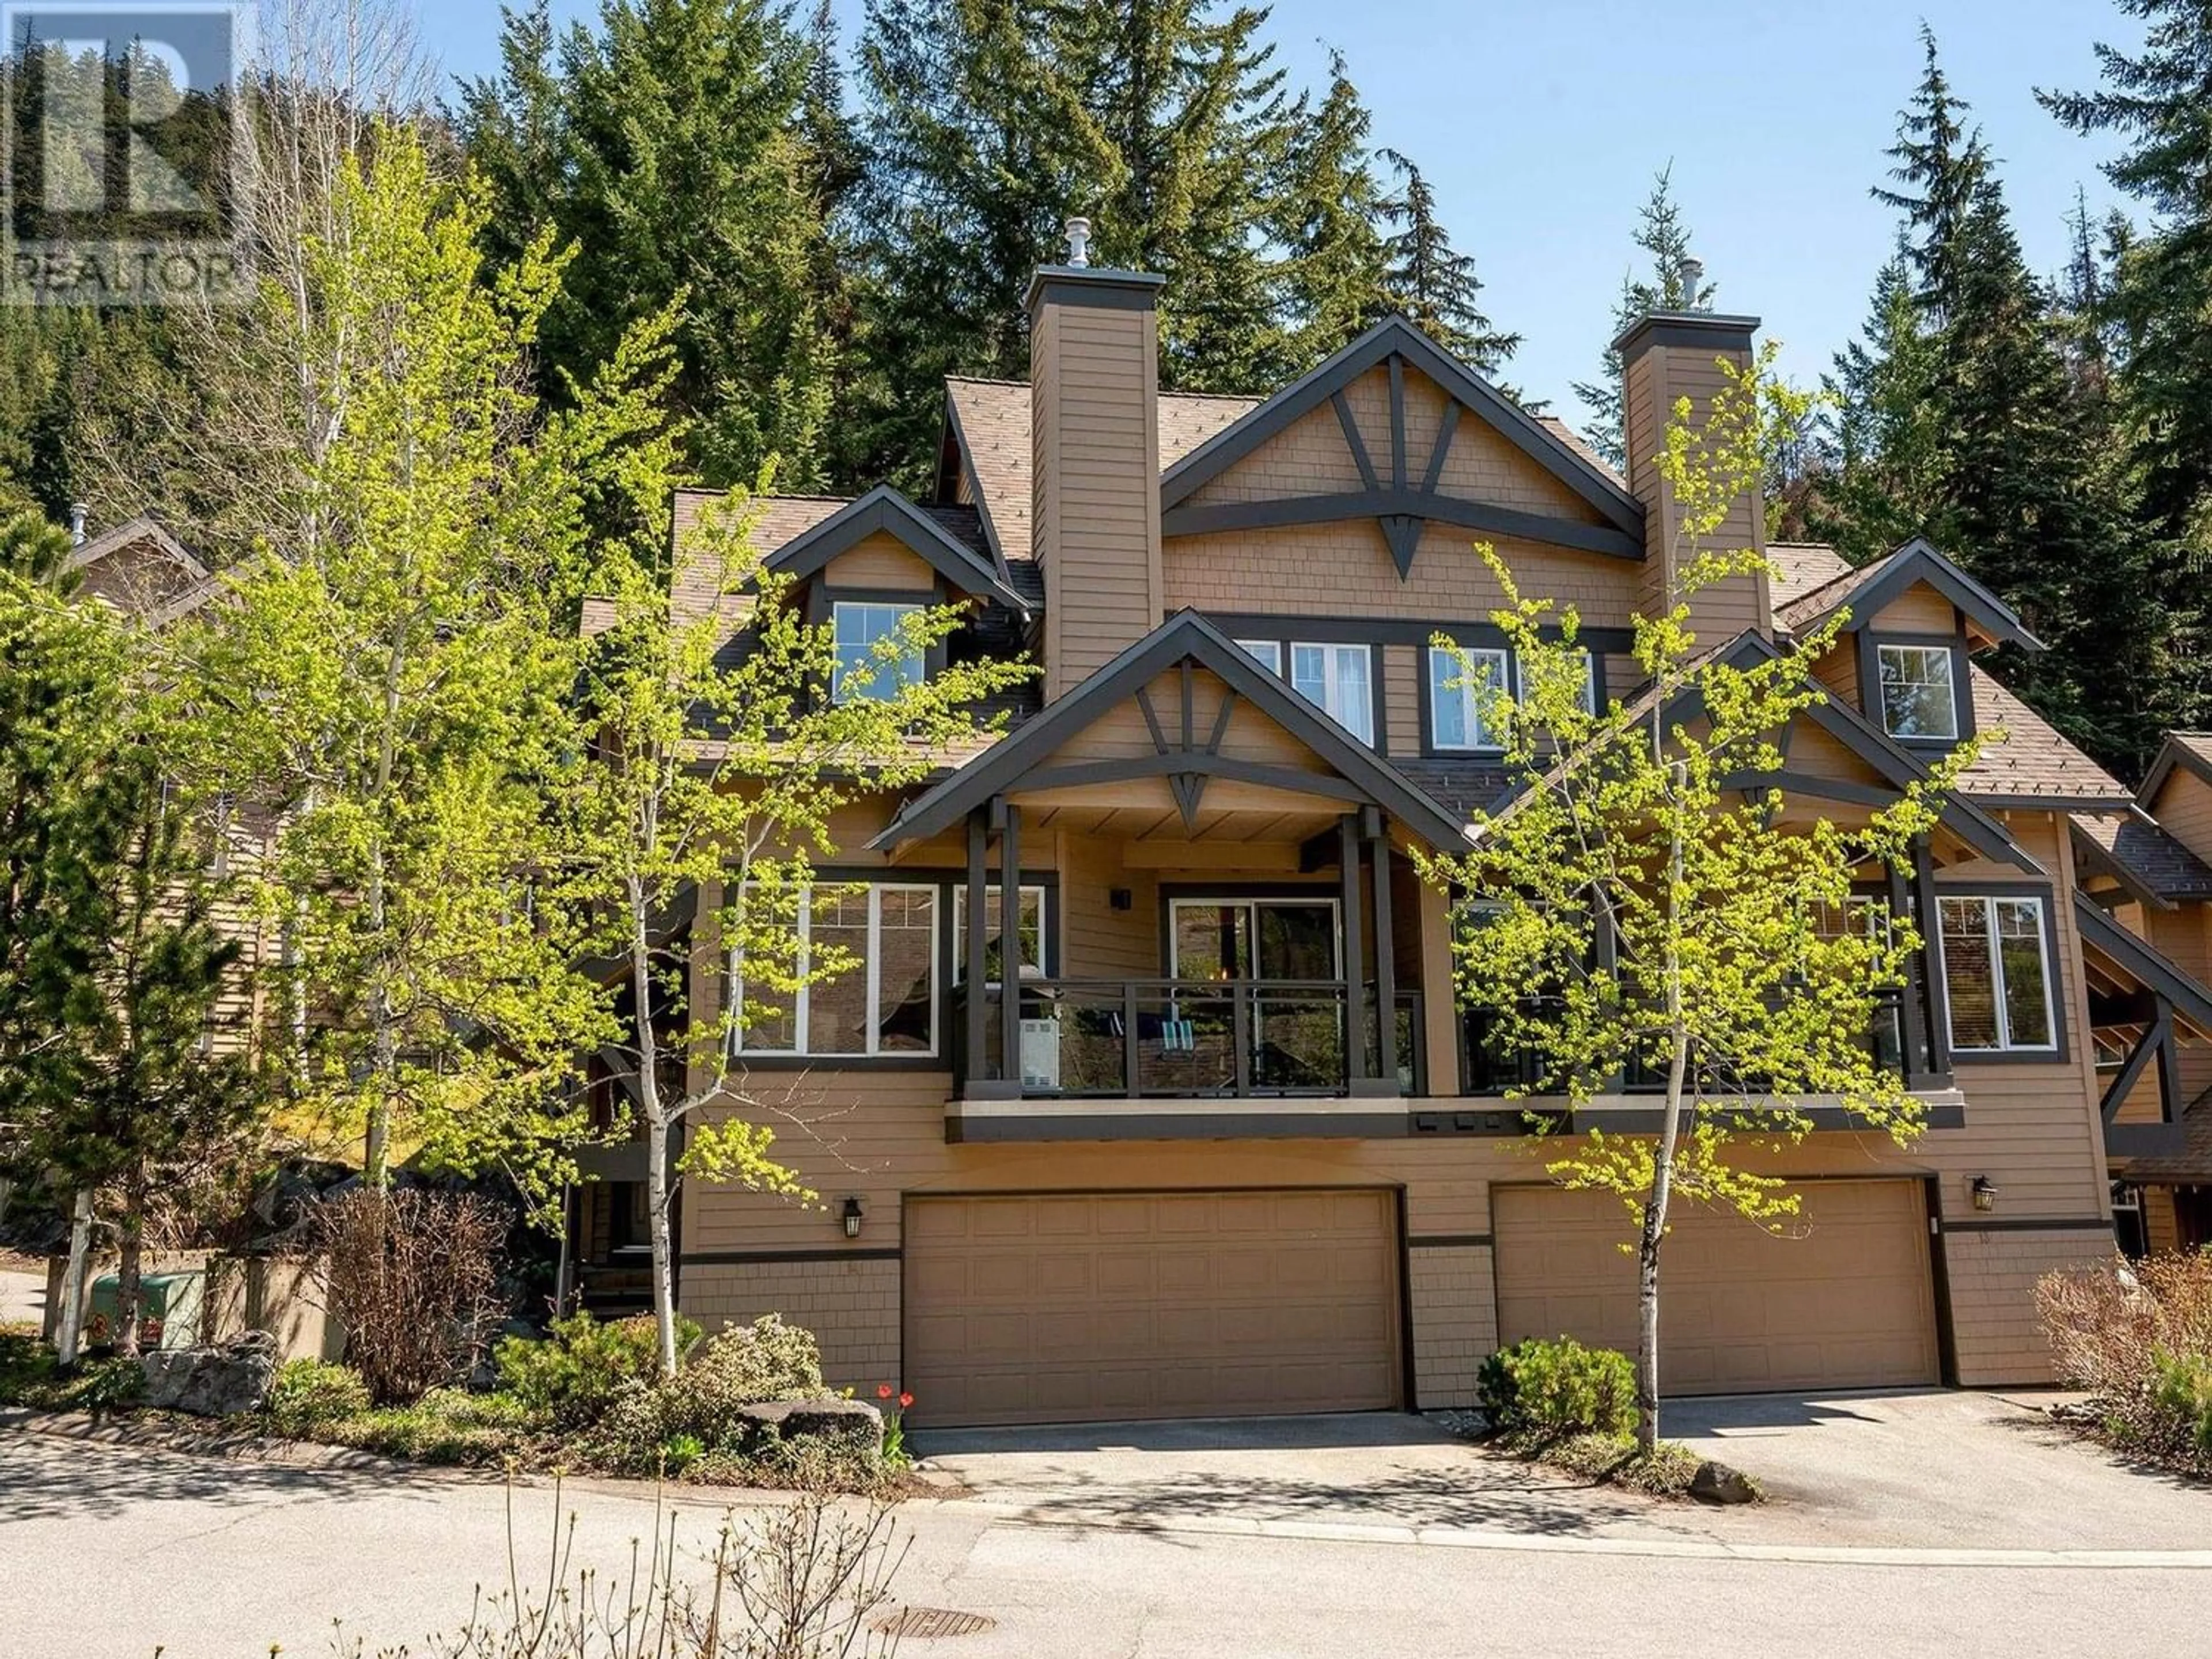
[
  {"x1": 1638, "y1": 1023, "x2": 1688, "y2": 1453},
  {"x1": 627, "y1": 870, "x2": 680, "y2": 1378},
  {"x1": 55, "y1": 1188, "x2": 94, "y2": 1365},
  {"x1": 115, "y1": 1171, "x2": 145, "y2": 1358},
  {"x1": 1637, "y1": 757, "x2": 1691, "y2": 1454}
]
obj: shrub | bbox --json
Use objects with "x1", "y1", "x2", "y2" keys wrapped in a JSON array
[
  {"x1": 2150, "y1": 1349, "x2": 2212, "y2": 1461},
  {"x1": 1478, "y1": 1336, "x2": 1636, "y2": 1438},
  {"x1": 318, "y1": 1188, "x2": 509, "y2": 1406},
  {"x1": 495, "y1": 1311, "x2": 700, "y2": 1429},
  {"x1": 578, "y1": 1315, "x2": 832, "y2": 1474},
  {"x1": 266, "y1": 1359, "x2": 372, "y2": 1437},
  {"x1": 2038, "y1": 1251, "x2": 2212, "y2": 1474},
  {"x1": 0, "y1": 1330, "x2": 58, "y2": 1406}
]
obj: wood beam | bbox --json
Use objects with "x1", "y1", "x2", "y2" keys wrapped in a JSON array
[
  {"x1": 1161, "y1": 490, "x2": 1643, "y2": 560},
  {"x1": 1332, "y1": 390, "x2": 1380, "y2": 490}
]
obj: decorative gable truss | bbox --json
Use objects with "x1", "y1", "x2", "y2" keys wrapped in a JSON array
[
  {"x1": 767, "y1": 484, "x2": 1032, "y2": 615},
  {"x1": 1158, "y1": 316, "x2": 1646, "y2": 574}
]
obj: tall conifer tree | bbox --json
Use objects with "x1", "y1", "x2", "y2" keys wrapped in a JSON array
[
  {"x1": 1572, "y1": 166, "x2": 1715, "y2": 471},
  {"x1": 2042, "y1": 0, "x2": 2212, "y2": 737}
]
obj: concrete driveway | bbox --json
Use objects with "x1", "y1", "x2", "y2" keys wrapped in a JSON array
[{"x1": 917, "y1": 1391, "x2": 2212, "y2": 1552}]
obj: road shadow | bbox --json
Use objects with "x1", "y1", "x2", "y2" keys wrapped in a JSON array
[{"x1": 1, "y1": 1427, "x2": 498, "y2": 1525}]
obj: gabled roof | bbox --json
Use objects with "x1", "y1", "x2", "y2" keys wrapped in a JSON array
[
  {"x1": 62, "y1": 514, "x2": 208, "y2": 584},
  {"x1": 1957, "y1": 665, "x2": 2131, "y2": 806},
  {"x1": 2138, "y1": 732, "x2": 2212, "y2": 811},
  {"x1": 762, "y1": 484, "x2": 1032, "y2": 613},
  {"x1": 2072, "y1": 812, "x2": 2212, "y2": 911},
  {"x1": 2077, "y1": 895, "x2": 2212, "y2": 1037},
  {"x1": 938, "y1": 378, "x2": 1255, "y2": 567},
  {"x1": 1708, "y1": 631, "x2": 2044, "y2": 872},
  {"x1": 869, "y1": 608, "x2": 1473, "y2": 853},
  {"x1": 1158, "y1": 315, "x2": 1645, "y2": 540},
  {"x1": 1775, "y1": 536, "x2": 2042, "y2": 652}
]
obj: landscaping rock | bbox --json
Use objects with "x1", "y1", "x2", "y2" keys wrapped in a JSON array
[
  {"x1": 138, "y1": 1331, "x2": 279, "y2": 1416},
  {"x1": 736, "y1": 1396, "x2": 884, "y2": 1459},
  {"x1": 1689, "y1": 1458, "x2": 1757, "y2": 1505}
]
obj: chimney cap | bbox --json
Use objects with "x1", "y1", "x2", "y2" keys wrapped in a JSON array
[
  {"x1": 67, "y1": 502, "x2": 87, "y2": 544},
  {"x1": 1610, "y1": 309, "x2": 1760, "y2": 361},
  {"x1": 1677, "y1": 253, "x2": 1705, "y2": 302},
  {"x1": 1064, "y1": 216, "x2": 1093, "y2": 268}
]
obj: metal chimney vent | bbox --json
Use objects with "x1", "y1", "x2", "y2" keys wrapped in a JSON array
[
  {"x1": 1679, "y1": 253, "x2": 1706, "y2": 308},
  {"x1": 1064, "y1": 216, "x2": 1092, "y2": 269}
]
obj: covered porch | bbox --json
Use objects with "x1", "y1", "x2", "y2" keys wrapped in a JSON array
[{"x1": 869, "y1": 612, "x2": 1471, "y2": 1137}]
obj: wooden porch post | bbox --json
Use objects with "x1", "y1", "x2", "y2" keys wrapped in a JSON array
[
  {"x1": 999, "y1": 801, "x2": 1022, "y2": 1087},
  {"x1": 1887, "y1": 861, "x2": 1933, "y2": 1086},
  {"x1": 1340, "y1": 813, "x2": 1369, "y2": 1089},
  {"x1": 965, "y1": 807, "x2": 989, "y2": 1086},
  {"x1": 1370, "y1": 821, "x2": 1399, "y2": 1094},
  {"x1": 1910, "y1": 838, "x2": 1952, "y2": 1077}
]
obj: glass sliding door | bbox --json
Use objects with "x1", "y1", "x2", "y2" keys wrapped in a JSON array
[{"x1": 1168, "y1": 897, "x2": 1343, "y2": 1093}]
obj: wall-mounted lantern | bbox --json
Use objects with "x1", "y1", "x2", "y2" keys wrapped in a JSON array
[
  {"x1": 1970, "y1": 1176, "x2": 1999, "y2": 1213},
  {"x1": 841, "y1": 1196, "x2": 866, "y2": 1238}
]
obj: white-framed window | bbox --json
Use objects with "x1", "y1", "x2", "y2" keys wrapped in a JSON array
[
  {"x1": 1572, "y1": 648, "x2": 1598, "y2": 715},
  {"x1": 1877, "y1": 643, "x2": 1959, "y2": 740},
  {"x1": 733, "y1": 883, "x2": 938, "y2": 1056},
  {"x1": 952, "y1": 884, "x2": 1046, "y2": 984},
  {"x1": 1290, "y1": 642, "x2": 1374, "y2": 743},
  {"x1": 1236, "y1": 639, "x2": 1282, "y2": 674},
  {"x1": 1429, "y1": 645, "x2": 1513, "y2": 751},
  {"x1": 831, "y1": 602, "x2": 925, "y2": 703},
  {"x1": 1937, "y1": 893, "x2": 2055, "y2": 1053}
]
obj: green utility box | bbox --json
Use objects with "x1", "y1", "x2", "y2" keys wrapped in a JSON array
[{"x1": 89, "y1": 1267, "x2": 204, "y2": 1350}]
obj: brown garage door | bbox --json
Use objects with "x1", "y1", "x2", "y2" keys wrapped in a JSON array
[
  {"x1": 904, "y1": 1190, "x2": 1401, "y2": 1426},
  {"x1": 1493, "y1": 1179, "x2": 1940, "y2": 1393}
]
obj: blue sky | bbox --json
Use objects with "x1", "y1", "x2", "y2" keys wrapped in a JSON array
[{"x1": 421, "y1": 0, "x2": 2141, "y2": 430}]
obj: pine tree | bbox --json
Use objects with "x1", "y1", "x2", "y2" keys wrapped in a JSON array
[
  {"x1": 1378, "y1": 149, "x2": 1517, "y2": 374},
  {"x1": 1070, "y1": 0, "x2": 1291, "y2": 392},
  {"x1": 460, "y1": 0, "x2": 841, "y2": 491},
  {"x1": 1268, "y1": 50, "x2": 1392, "y2": 371},
  {"x1": 1817, "y1": 29, "x2": 2166, "y2": 771},
  {"x1": 848, "y1": 0, "x2": 1109, "y2": 486},
  {"x1": 1808, "y1": 249, "x2": 1945, "y2": 566},
  {"x1": 1572, "y1": 165, "x2": 1717, "y2": 471},
  {"x1": 2041, "y1": 0, "x2": 2212, "y2": 735}
]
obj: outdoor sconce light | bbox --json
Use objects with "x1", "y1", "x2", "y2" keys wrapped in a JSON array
[
  {"x1": 1109, "y1": 888, "x2": 1132, "y2": 911},
  {"x1": 1971, "y1": 1176, "x2": 1998, "y2": 1213},
  {"x1": 841, "y1": 1196, "x2": 865, "y2": 1238}
]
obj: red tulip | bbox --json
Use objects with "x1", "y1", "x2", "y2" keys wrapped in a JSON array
[
  {"x1": 877, "y1": 1382, "x2": 894, "y2": 1399},
  {"x1": 899, "y1": 1392, "x2": 914, "y2": 1410}
]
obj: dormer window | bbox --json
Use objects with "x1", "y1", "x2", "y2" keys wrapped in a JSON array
[
  {"x1": 1876, "y1": 643, "x2": 1959, "y2": 741},
  {"x1": 832, "y1": 601, "x2": 925, "y2": 703}
]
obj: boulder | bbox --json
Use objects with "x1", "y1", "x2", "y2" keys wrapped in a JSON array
[
  {"x1": 1688, "y1": 1459, "x2": 1758, "y2": 1505},
  {"x1": 138, "y1": 1331, "x2": 279, "y2": 1416},
  {"x1": 736, "y1": 1397, "x2": 884, "y2": 1459}
]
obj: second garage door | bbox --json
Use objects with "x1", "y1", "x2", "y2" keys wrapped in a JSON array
[
  {"x1": 904, "y1": 1189, "x2": 1401, "y2": 1426},
  {"x1": 1493, "y1": 1179, "x2": 1940, "y2": 1393}
]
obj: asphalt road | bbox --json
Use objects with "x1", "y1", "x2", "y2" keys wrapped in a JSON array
[{"x1": 3, "y1": 1432, "x2": 2209, "y2": 1659}]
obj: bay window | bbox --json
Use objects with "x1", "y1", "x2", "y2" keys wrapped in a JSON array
[
  {"x1": 734, "y1": 883, "x2": 938, "y2": 1056},
  {"x1": 1938, "y1": 894, "x2": 2055, "y2": 1053}
]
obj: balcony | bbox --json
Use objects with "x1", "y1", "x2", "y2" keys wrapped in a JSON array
[
  {"x1": 948, "y1": 979, "x2": 1425, "y2": 1141},
  {"x1": 1460, "y1": 988, "x2": 1964, "y2": 1131}
]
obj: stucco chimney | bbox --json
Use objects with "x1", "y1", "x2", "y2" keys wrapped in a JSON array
[
  {"x1": 1027, "y1": 239, "x2": 1166, "y2": 701},
  {"x1": 1614, "y1": 310, "x2": 1771, "y2": 643}
]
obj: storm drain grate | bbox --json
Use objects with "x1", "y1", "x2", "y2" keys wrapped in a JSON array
[{"x1": 870, "y1": 1607, "x2": 999, "y2": 1639}]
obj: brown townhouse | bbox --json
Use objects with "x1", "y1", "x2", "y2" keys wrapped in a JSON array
[
  {"x1": 612, "y1": 235, "x2": 2212, "y2": 1428},
  {"x1": 69, "y1": 237, "x2": 2212, "y2": 1428}
]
